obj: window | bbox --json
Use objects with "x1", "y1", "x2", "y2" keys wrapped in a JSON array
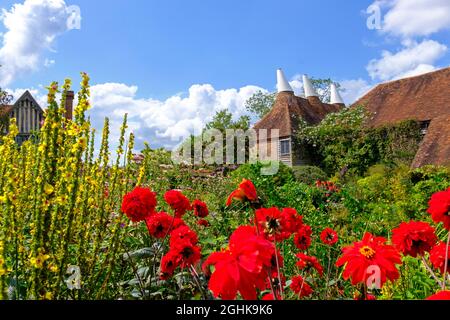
[
  {"x1": 420, "y1": 120, "x2": 431, "y2": 135},
  {"x1": 280, "y1": 139, "x2": 291, "y2": 156}
]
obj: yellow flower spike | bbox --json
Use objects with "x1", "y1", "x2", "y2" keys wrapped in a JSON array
[
  {"x1": 44, "y1": 184, "x2": 54, "y2": 195},
  {"x1": 49, "y1": 264, "x2": 58, "y2": 273}
]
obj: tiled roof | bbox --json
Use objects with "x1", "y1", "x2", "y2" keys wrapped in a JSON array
[{"x1": 353, "y1": 67, "x2": 450, "y2": 167}]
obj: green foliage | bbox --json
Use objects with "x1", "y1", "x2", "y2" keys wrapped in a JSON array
[
  {"x1": 0, "y1": 79, "x2": 13, "y2": 133},
  {"x1": 292, "y1": 165, "x2": 328, "y2": 185},
  {"x1": 244, "y1": 91, "x2": 276, "y2": 119},
  {"x1": 230, "y1": 162, "x2": 295, "y2": 205},
  {"x1": 339, "y1": 164, "x2": 450, "y2": 237},
  {"x1": 205, "y1": 109, "x2": 250, "y2": 132},
  {"x1": 310, "y1": 78, "x2": 342, "y2": 103},
  {"x1": 297, "y1": 106, "x2": 423, "y2": 175}
]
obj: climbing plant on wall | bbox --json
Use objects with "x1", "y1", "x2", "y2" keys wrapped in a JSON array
[{"x1": 297, "y1": 106, "x2": 423, "y2": 175}]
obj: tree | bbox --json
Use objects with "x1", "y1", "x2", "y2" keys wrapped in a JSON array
[
  {"x1": 205, "y1": 109, "x2": 250, "y2": 132},
  {"x1": 244, "y1": 91, "x2": 276, "y2": 120},
  {"x1": 0, "y1": 67, "x2": 13, "y2": 133},
  {"x1": 310, "y1": 77, "x2": 343, "y2": 104}
]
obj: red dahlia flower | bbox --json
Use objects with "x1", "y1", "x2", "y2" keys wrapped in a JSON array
[
  {"x1": 192, "y1": 199, "x2": 209, "y2": 218},
  {"x1": 269, "y1": 251, "x2": 284, "y2": 272},
  {"x1": 203, "y1": 226, "x2": 275, "y2": 300},
  {"x1": 426, "y1": 291, "x2": 450, "y2": 300},
  {"x1": 392, "y1": 221, "x2": 437, "y2": 257},
  {"x1": 226, "y1": 179, "x2": 258, "y2": 206},
  {"x1": 169, "y1": 225, "x2": 199, "y2": 247},
  {"x1": 336, "y1": 232, "x2": 402, "y2": 287},
  {"x1": 429, "y1": 242, "x2": 450, "y2": 274},
  {"x1": 296, "y1": 253, "x2": 324, "y2": 276},
  {"x1": 173, "y1": 217, "x2": 187, "y2": 230},
  {"x1": 266, "y1": 271, "x2": 286, "y2": 291},
  {"x1": 320, "y1": 228, "x2": 339, "y2": 246},
  {"x1": 281, "y1": 208, "x2": 303, "y2": 234},
  {"x1": 164, "y1": 190, "x2": 192, "y2": 218},
  {"x1": 427, "y1": 188, "x2": 450, "y2": 230},
  {"x1": 171, "y1": 240, "x2": 201, "y2": 269},
  {"x1": 145, "y1": 212, "x2": 174, "y2": 239},
  {"x1": 261, "y1": 292, "x2": 281, "y2": 300},
  {"x1": 256, "y1": 207, "x2": 291, "y2": 241},
  {"x1": 197, "y1": 219, "x2": 209, "y2": 227},
  {"x1": 294, "y1": 225, "x2": 312, "y2": 251},
  {"x1": 121, "y1": 187, "x2": 157, "y2": 222},
  {"x1": 160, "y1": 251, "x2": 181, "y2": 280},
  {"x1": 290, "y1": 275, "x2": 313, "y2": 298}
]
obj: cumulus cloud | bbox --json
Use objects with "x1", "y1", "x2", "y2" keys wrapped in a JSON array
[
  {"x1": 339, "y1": 79, "x2": 374, "y2": 105},
  {"x1": 0, "y1": 0, "x2": 80, "y2": 86},
  {"x1": 86, "y1": 82, "x2": 265, "y2": 150},
  {"x1": 366, "y1": 39, "x2": 447, "y2": 81},
  {"x1": 7, "y1": 86, "x2": 47, "y2": 106},
  {"x1": 380, "y1": 0, "x2": 450, "y2": 38},
  {"x1": 289, "y1": 74, "x2": 305, "y2": 97}
]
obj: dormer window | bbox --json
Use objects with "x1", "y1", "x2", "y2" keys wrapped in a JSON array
[{"x1": 420, "y1": 120, "x2": 431, "y2": 135}]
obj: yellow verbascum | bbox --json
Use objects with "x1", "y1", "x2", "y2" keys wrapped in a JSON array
[{"x1": 0, "y1": 73, "x2": 139, "y2": 300}]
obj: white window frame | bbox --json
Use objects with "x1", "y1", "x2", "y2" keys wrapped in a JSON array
[{"x1": 280, "y1": 139, "x2": 291, "y2": 156}]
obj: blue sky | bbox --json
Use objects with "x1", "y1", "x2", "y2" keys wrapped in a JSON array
[{"x1": 1, "y1": 0, "x2": 449, "y2": 149}]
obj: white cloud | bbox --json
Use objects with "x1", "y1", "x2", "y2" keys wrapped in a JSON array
[
  {"x1": 339, "y1": 79, "x2": 374, "y2": 105},
  {"x1": 0, "y1": 0, "x2": 80, "y2": 86},
  {"x1": 380, "y1": 0, "x2": 450, "y2": 38},
  {"x1": 366, "y1": 39, "x2": 447, "y2": 81},
  {"x1": 289, "y1": 74, "x2": 305, "y2": 97},
  {"x1": 87, "y1": 82, "x2": 265, "y2": 150},
  {"x1": 6, "y1": 86, "x2": 47, "y2": 107},
  {"x1": 392, "y1": 63, "x2": 438, "y2": 80}
]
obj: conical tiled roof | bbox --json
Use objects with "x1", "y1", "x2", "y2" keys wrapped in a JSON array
[{"x1": 253, "y1": 91, "x2": 342, "y2": 138}]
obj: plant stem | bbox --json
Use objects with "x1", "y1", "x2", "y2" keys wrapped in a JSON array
[
  {"x1": 421, "y1": 256, "x2": 444, "y2": 288},
  {"x1": 190, "y1": 265, "x2": 207, "y2": 300},
  {"x1": 126, "y1": 252, "x2": 146, "y2": 299},
  {"x1": 325, "y1": 246, "x2": 332, "y2": 300},
  {"x1": 273, "y1": 242, "x2": 284, "y2": 299},
  {"x1": 442, "y1": 231, "x2": 450, "y2": 290}
]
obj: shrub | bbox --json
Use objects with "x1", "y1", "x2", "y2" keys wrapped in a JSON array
[
  {"x1": 292, "y1": 165, "x2": 328, "y2": 185},
  {"x1": 230, "y1": 162, "x2": 294, "y2": 205}
]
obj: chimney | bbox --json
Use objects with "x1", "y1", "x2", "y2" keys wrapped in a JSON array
[
  {"x1": 330, "y1": 83, "x2": 345, "y2": 106},
  {"x1": 302, "y1": 75, "x2": 318, "y2": 98},
  {"x1": 65, "y1": 91, "x2": 74, "y2": 120},
  {"x1": 277, "y1": 69, "x2": 294, "y2": 93}
]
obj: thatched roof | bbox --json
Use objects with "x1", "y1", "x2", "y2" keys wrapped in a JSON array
[
  {"x1": 353, "y1": 67, "x2": 450, "y2": 167},
  {"x1": 253, "y1": 91, "x2": 342, "y2": 138}
]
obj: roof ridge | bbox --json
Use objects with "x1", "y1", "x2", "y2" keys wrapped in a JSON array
[{"x1": 376, "y1": 66, "x2": 450, "y2": 87}]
